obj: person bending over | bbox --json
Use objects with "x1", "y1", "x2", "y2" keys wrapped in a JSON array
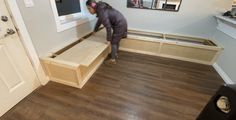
[{"x1": 86, "y1": 0, "x2": 128, "y2": 64}]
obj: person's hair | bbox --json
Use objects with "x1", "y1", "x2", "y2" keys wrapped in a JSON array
[{"x1": 86, "y1": 0, "x2": 96, "y2": 7}]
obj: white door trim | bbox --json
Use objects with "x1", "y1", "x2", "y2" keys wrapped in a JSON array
[{"x1": 5, "y1": 0, "x2": 49, "y2": 85}]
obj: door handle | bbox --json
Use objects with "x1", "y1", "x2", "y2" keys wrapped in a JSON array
[
  {"x1": 6, "y1": 28, "x2": 15, "y2": 35},
  {"x1": 0, "y1": 29, "x2": 16, "y2": 39}
]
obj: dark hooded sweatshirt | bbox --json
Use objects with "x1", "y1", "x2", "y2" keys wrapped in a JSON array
[{"x1": 94, "y1": 2, "x2": 127, "y2": 44}]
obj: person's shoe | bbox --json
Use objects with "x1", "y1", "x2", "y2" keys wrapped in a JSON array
[
  {"x1": 105, "y1": 59, "x2": 117, "y2": 65},
  {"x1": 107, "y1": 53, "x2": 118, "y2": 59}
]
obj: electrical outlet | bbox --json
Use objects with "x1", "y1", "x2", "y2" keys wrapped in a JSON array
[{"x1": 24, "y1": 0, "x2": 34, "y2": 8}]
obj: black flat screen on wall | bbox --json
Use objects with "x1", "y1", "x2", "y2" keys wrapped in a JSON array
[{"x1": 56, "y1": 0, "x2": 81, "y2": 16}]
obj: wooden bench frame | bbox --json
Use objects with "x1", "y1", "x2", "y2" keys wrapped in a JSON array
[
  {"x1": 40, "y1": 30, "x2": 110, "y2": 88},
  {"x1": 40, "y1": 28, "x2": 223, "y2": 89},
  {"x1": 120, "y1": 29, "x2": 223, "y2": 65}
]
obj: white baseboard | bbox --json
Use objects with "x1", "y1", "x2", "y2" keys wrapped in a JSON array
[{"x1": 213, "y1": 63, "x2": 234, "y2": 84}]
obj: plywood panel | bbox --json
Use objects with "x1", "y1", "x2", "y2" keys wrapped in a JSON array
[
  {"x1": 120, "y1": 39, "x2": 161, "y2": 54},
  {"x1": 128, "y1": 29, "x2": 164, "y2": 39},
  {"x1": 80, "y1": 47, "x2": 109, "y2": 80},
  {"x1": 160, "y1": 43, "x2": 217, "y2": 62},
  {"x1": 86, "y1": 30, "x2": 107, "y2": 43},
  {"x1": 165, "y1": 34, "x2": 205, "y2": 42},
  {"x1": 46, "y1": 63, "x2": 78, "y2": 84},
  {"x1": 55, "y1": 29, "x2": 108, "y2": 67},
  {"x1": 55, "y1": 40, "x2": 108, "y2": 66}
]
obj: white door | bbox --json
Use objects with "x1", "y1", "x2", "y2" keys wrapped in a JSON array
[{"x1": 0, "y1": 0, "x2": 40, "y2": 116}]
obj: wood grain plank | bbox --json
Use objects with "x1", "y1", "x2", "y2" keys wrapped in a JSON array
[{"x1": 1, "y1": 51, "x2": 224, "y2": 120}]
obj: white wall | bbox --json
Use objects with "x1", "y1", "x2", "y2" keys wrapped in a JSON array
[
  {"x1": 16, "y1": 0, "x2": 96, "y2": 56},
  {"x1": 212, "y1": 30, "x2": 236, "y2": 83},
  {"x1": 16, "y1": 0, "x2": 232, "y2": 56},
  {"x1": 103, "y1": 0, "x2": 232, "y2": 38}
]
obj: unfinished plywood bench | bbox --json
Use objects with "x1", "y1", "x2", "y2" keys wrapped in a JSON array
[
  {"x1": 120, "y1": 29, "x2": 223, "y2": 65},
  {"x1": 41, "y1": 30, "x2": 109, "y2": 88}
]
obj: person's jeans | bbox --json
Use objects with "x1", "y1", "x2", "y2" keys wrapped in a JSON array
[{"x1": 111, "y1": 44, "x2": 119, "y2": 59}]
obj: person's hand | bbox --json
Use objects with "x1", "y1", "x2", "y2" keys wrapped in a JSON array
[
  {"x1": 91, "y1": 32, "x2": 96, "y2": 35},
  {"x1": 105, "y1": 41, "x2": 110, "y2": 45}
]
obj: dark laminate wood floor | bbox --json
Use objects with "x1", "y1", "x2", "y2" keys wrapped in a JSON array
[{"x1": 1, "y1": 51, "x2": 224, "y2": 120}]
